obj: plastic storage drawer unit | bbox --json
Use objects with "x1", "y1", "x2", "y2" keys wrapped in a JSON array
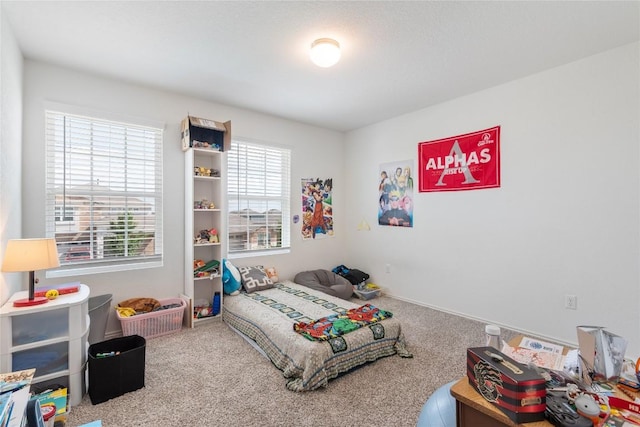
[{"x1": 88, "y1": 335, "x2": 146, "y2": 404}]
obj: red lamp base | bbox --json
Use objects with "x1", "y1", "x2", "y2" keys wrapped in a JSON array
[{"x1": 13, "y1": 296, "x2": 49, "y2": 307}]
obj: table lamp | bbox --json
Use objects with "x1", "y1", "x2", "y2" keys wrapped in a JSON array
[{"x1": 2, "y1": 238, "x2": 60, "y2": 307}]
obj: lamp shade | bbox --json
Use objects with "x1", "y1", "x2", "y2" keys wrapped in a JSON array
[
  {"x1": 310, "y1": 38, "x2": 341, "y2": 68},
  {"x1": 2, "y1": 238, "x2": 60, "y2": 272}
]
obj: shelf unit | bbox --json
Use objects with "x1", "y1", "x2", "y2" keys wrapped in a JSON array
[
  {"x1": 182, "y1": 116, "x2": 230, "y2": 327},
  {"x1": 0, "y1": 284, "x2": 90, "y2": 407}
]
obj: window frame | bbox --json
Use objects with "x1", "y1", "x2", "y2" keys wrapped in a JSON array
[
  {"x1": 226, "y1": 138, "x2": 291, "y2": 258},
  {"x1": 44, "y1": 102, "x2": 165, "y2": 278}
]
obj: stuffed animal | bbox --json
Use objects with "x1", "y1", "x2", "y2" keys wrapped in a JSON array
[
  {"x1": 222, "y1": 258, "x2": 242, "y2": 295},
  {"x1": 265, "y1": 267, "x2": 279, "y2": 282},
  {"x1": 117, "y1": 297, "x2": 161, "y2": 314}
]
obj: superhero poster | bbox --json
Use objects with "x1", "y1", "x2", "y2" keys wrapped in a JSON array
[
  {"x1": 301, "y1": 178, "x2": 333, "y2": 240},
  {"x1": 418, "y1": 126, "x2": 501, "y2": 192},
  {"x1": 378, "y1": 160, "x2": 413, "y2": 227}
]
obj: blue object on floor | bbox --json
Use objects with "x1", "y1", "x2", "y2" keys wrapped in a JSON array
[{"x1": 416, "y1": 380, "x2": 457, "y2": 427}]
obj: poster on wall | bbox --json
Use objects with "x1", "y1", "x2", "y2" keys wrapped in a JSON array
[
  {"x1": 418, "y1": 126, "x2": 500, "y2": 192},
  {"x1": 301, "y1": 178, "x2": 333, "y2": 240},
  {"x1": 378, "y1": 161, "x2": 413, "y2": 227}
]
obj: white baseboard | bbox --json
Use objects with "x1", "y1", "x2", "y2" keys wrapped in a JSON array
[{"x1": 386, "y1": 293, "x2": 579, "y2": 350}]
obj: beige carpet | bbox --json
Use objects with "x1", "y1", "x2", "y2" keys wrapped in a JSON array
[{"x1": 67, "y1": 295, "x2": 516, "y2": 426}]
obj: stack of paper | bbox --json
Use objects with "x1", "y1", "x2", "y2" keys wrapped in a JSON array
[
  {"x1": 0, "y1": 369, "x2": 35, "y2": 427},
  {"x1": 501, "y1": 336, "x2": 567, "y2": 371}
]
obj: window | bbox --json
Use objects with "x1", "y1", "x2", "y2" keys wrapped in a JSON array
[
  {"x1": 45, "y1": 107, "x2": 164, "y2": 276},
  {"x1": 54, "y1": 206, "x2": 75, "y2": 222},
  {"x1": 227, "y1": 139, "x2": 291, "y2": 256}
]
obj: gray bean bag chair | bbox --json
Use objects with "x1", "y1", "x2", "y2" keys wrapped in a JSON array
[{"x1": 294, "y1": 269, "x2": 353, "y2": 300}]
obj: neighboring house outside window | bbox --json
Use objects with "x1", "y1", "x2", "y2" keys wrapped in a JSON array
[
  {"x1": 45, "y1": 106, "x2": 164, "y2": 276},
  {"x1": 54, "y1": 206, "x2": 75, "y2": 222},
  {"x1": 227, "y1": 139, "x2": 291, "y2": 256}
]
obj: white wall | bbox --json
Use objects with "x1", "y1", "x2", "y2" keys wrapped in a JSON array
[
  {"x1": 0, "y1": 11, "x2": 24, "y2": 303},
  {"x1": 21, "y1": 60, "x2": 346, "y2": 336},
  {"x1": 344, "y1": 42, "x2": 640, "y2": 357}
]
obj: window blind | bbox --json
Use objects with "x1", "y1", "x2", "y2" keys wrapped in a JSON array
[
  {"x1": 45, "y1": 110, "x2": 163, "y2": 273},
  {"x1": 227, "y1": 140, "x2": 291, "y2": 255}
]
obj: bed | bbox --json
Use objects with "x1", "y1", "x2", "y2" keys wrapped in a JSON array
[{"x1": 222, "y1": 280, "x2": 412, "y2": 391}]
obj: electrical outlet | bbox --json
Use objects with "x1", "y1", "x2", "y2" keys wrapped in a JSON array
[
  {"x1": 385, "y1": 264, "x2": 391, "y2": 274},
  {"x1": 565, "y1": 295, "x2": 577, "y2": 310}
]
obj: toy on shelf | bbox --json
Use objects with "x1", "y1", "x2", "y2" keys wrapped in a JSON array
[
  {"x1": 194, "y1": 305, "x2": 214, "y2": 318},
  {"x1": 194, "y1": 228, "x2": 219, "y2": 244},
  {"x1": 193, "y1": 166, "x2": 220, "y2": 177},
  {"x1": 194, "y1": 199, "x2": 216, "y2": 210},
  {"x1": 193, "y1": 298, "x2": 214, "y2": 318},
  {"x1": 193, "y1": 258, "x2": 220, "y2": 278},
  {"x1": 192, "y1": 140, "x2": 222, "y2": 151}
]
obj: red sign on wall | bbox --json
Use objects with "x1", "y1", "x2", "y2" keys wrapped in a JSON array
[{"x1": 418, "y1": 126, "x2": 501, "y2": 192}]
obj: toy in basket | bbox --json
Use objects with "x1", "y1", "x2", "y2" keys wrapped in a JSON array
[
  {"x1": 116, "y1": 298, "x2": 186, "y2": 339},
  {"x1": 354, "y1": 283, "x2": 381, "y2": 300}
]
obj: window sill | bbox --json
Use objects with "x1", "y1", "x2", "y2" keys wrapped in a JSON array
[
  {"x1": 47, "y1": 259, "x2": 163, "y2": 278},
  {"x1": 228, "y1": 248, "x2": 290, "y2": 260}
]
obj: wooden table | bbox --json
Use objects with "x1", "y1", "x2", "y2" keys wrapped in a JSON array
[
  {"x1": 451, "y1": 377, "x2": 640, "y2": 427},
  {"x1": 450, "y1": 377, "x2": 552, "y2": 427}
]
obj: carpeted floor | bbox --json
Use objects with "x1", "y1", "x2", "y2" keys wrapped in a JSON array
[{"x1": 67, "y1": 295, "x2": 515, "y2": 426}]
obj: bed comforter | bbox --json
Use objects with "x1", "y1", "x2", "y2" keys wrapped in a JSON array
[{"x1": 222, "y1": 280, "x2": 412, "y2": 391}]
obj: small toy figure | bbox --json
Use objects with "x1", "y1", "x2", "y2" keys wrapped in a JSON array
[
  {"x1": 196, "y1": 199, "x2": 209, "y2": 209},
  {"x1": 192, "y1": 140, "x2": 211, "y2": 149},
  {"x1": 198, "y1": 230, "x2": 209, "y2": 243},
  {"x1": 194, "y1": 166, "x2": 215, "y2": 176},
  {"x1": 194, "y1": 229, "x2": 219, "y2": 244},
  {"x1": 45, "y1": 289, "x2": 59, "y2": 300},
  {"x1": 265, "y1": 267, "x2": 279, "y2": 282}
]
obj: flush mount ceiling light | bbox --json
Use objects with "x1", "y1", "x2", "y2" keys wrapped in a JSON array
[{"x1": 310, "y1": 38, "x2": 341, "y2": 68}]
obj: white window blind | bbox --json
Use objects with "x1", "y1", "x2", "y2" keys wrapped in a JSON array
[
  {"x1": 227, "y1": 140, "x2": 291, "y2": 255},
  {"x1": 45, "y1": 109, "x2": 164, "y2": 274}
]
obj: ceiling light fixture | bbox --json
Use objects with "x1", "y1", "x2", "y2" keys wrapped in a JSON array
[{"x1": 310, "y1": 38, "x2": 341, "y2": 68}]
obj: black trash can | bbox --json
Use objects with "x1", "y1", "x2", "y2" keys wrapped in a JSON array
[{"x1": 88, "y1": 334, "x2": 146, "y2": 404}]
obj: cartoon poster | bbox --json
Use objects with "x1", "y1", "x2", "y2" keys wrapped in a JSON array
[
  {"x1": 418, "y1": 126, "x2": 501, "y2": 192},
  {"x1": 378, "y1": 161, "x2": 413, "y2": 227},
  {"x1": 301, "y1": 178, "x2": 333, "y2": 240}
]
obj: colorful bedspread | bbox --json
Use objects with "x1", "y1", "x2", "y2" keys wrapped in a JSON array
[
  {"x1": 222, "y1": 281, "x2": 412, "y2": 391},
  {"x1": 293, "y1": 303, "x2": 393, "y2": 341}
]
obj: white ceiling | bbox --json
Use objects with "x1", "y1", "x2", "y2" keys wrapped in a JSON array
[{"x1": 2, "y1": 1, "x2": 639, "y2": 132}]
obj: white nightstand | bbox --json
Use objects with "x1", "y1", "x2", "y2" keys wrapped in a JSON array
[{"x1": 0, "y1": 284, "x2": 90, "y2": 406}]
